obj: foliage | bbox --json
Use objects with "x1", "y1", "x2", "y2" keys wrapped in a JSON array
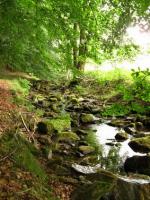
[
  {"x1": 0, "y1": 0, "x2": 149, "y2": 74},
  {"x1": 131, "y1": 68, "x2": 150, "y2": 102},
  {"x1": 11, "y1": 78, "x2": 31, "y2": 96},
  {"x1": 102, "y1": 104, "x2": 130, "y2": 117}
]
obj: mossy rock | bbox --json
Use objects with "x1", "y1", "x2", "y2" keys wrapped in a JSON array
[
  {"x1": 111, "y1": 177, "x2": 150, "y2": 200},
  {"x1": 37, "y1": 114, "x2": 71, "y2": 135},
  {"x1": 81, "y1": 113, "x2": 96, "y2": 123},
  {"x1": 109, "y1": 119, "x2": 128, "y2": 127},
  {"x1": 129, "y1": 136, "x2": 150, "y2": 153},
  {"x1": 79, "y1": 145, "x2": 95, "y2": 155},
  {"x1": 37, "y1": 120, "x2": 55, "y2": 135},
  {"x1": 72, "y1": 170, "x2": 116, "y2": 200},
  {"x1": 115, "y1": 132, "x2": 128, "y2": 141},
  {"x1": 124, "y1": 155, "x2": 150, "y2": 176},
  {"x1": 58, "y1": 131, "x2": 80, "y2": 143}
]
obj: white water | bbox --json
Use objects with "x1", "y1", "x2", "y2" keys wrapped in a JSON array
[{"x1": 90, "y1": 123, "x2": 145, "y2": 160}]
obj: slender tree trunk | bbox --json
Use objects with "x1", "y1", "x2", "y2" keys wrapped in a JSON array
[
  {"x1": 77, "y1": 27, "x2": 87, "y2": 71},
  {"x1": 73, "y1": 23, "x2": 78, "y2": 68}
]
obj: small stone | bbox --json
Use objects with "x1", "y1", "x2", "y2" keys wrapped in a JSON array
[{"x1": 79, "y1": 145, "x2": 95, "y2": 155}]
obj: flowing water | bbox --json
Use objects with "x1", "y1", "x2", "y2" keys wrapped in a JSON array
[
  {"x1": 83, "y1": 122, "x2": 146, "y2": 173},
  {"x1": 90, "y1": 123, "x2": 144, "y2": 158}
]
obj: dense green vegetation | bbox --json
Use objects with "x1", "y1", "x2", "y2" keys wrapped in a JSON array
[
  {"x1": 0, "y1": 1, "x2": 150, "y2": 200},
  {"x1": 0, "y1": 0, "x2": 149, "y2": 75}
]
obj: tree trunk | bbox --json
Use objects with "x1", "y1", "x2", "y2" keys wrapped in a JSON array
[
  {"x1": 77, "y1": 27, "x2": 87, "y2": 71},
  {"x1": 73, "y1": 23, "x2": 78, "y2": 68}
]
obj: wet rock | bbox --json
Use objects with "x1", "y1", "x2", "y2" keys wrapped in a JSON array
[
  {"x1": 129, "y1": 136, "x2": 150, "y2": 153},
  {"x1": 72, "y1": 164, "x2": 101, "y2": 174},
  {"x1": 110, "y1": 177, "x2": 150, "y2": 200},
  {"x1": 124, "y1": 126, "x2": 136, "y2": 135},
  {"x1": 109, "y1": 119, "x2": 129, "y2": 127},
  {"x1": 80, "y1": 113, "x2": 96, "y2": 123},
  {"x1": 105, "y1": 142, "x2": 116, "y2": 146},
  {"x1": 78, "y1": 145, "x2": 95, "y2": 155},
  {"x1": 71, "y1": 169, "x2": 116, "y2": 200},
  {"x1": 135, "y1": 122, "x2": 144, "y2": 131},
  {"x1": 72, "y1": 166, "x2": 150, "y2": 200},
  {"x1": 124, "y1": 155, "x2": 150, "y2": 176},
  {"x1": 115, "y1": 132, "x2": 128, "y2": 142}
]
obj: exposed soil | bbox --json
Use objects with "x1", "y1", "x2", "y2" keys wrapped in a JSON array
[{"x1": 0, "y1": 80, "x2": 17, "y2": 134}]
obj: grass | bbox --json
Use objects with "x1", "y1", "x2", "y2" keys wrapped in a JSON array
[{"x1": 0, "y1": 132, "x2": 57, "y2": 200}]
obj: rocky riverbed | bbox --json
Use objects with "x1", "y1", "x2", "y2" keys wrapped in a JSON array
[
  {"x1": 27, "y1": 80, "x2": 150, "y2": 199},
  {"x1": 1, "y1": 79, "x2": 149, "y2": 200}
]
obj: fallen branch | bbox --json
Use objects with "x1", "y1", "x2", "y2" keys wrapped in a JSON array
[
  {"x1": 0, "y1": 148, "x2": 17, "y2": 162},
  {"x1": 19, "y1": 112, "x2": 35, "y2": 143}
]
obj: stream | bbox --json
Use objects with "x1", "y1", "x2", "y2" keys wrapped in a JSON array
[
  {"x1": 90, "y1": 123, "x2": 144, "y2": 158},
  {"x1": 76, "y1": 121, "x2": 149, "y2": 175}
]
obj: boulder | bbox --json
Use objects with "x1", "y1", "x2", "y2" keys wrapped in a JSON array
[
  {"x1": 71, "y1": 169, "x2": 116, "y2": 200},
  {"x1": 128, "y1": 136, "x2": 150, "y2": 153},
  {"x1": 110, "y1": 177, "x2": 150, "y2": 200},
  {"x1": 124, "y1": 126, "x2": 136, "y2": 135},
  {"x1": 124, "y1": 155, "x2": 150, "y2": 176},
  {"x1": 115, "y1": 132, "x2": 128, "y2": 141},
  {"x1": 71, "y1": 167, "x2": 150, "y2": 200}
]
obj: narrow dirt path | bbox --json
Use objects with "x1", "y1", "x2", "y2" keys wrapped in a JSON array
[{"x1": 0, "y1": 80, "x2": 17, "y2": 133}]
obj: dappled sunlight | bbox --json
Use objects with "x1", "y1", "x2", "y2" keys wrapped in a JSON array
[{"x1": 85, "y1": 23, "x2": 150, "y2": 72}]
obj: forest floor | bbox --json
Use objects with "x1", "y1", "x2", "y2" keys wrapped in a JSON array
[{"x1": 0, "y1": 72, "x2": 77, "y2": 200}]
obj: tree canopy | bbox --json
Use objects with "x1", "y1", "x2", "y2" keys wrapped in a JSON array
[{"x1": 0, "y1": 0, "x2": 149, "y2": 75}]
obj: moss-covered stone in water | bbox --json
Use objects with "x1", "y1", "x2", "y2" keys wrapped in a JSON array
[
  {"x1": 129, "y1": 136, "x2": 150, "y2": 153},
  {"x1": 81, "y1": 113, "x2": 96, "y2": 123},
  {"x1": 72, "y1": 170, "x2": 116, "y2": 200},
  {"x1": 115, "y1": 132, "x2": 128, "y2": 141}
]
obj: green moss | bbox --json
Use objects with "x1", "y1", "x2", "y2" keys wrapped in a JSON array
[
  {"x1": 0, "y1": 133, "x2": 46, "y2": 181},
  {"x1": 79, "y1": 145, "x2": 95, "y2": 154},
  {"x1": 58, "y1": 131, "x2": 80, "y2": 142},
  {"x1": 49, "y1": 114, "x2": 71, "y2": 133},
  {"x1": 132, "y1": 136, "x2": 150, "y2": 146},
  {"x1": 81, "y1": 113, "x2": 95, "y2": 123},
  {"x1": 129, "y1": 136, "x2": 150, "y2": 153},
  {"x1": 72, "y1": 170, "x2": 116, "y2": 200}
]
